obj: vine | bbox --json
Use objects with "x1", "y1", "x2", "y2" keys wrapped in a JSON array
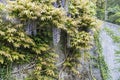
[{"x1": 0, "y1": 0, "x2": 97, "y2": 80}]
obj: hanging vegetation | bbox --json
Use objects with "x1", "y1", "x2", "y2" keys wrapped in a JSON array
[{"x1": 0, "y1": 0, "x2": 97, "y2": 80}]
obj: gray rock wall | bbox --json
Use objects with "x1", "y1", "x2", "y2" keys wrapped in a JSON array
[{"x1": 100, "y1": 22, "x2": 120, "y2": 80}]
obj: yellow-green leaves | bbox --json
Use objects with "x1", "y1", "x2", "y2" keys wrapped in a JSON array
[
  {"x1": 6, "y1": 0, "x2": 64, "y2": 22},
  {"x1": 71, "y1": 31, "x2": 93, "y2": 50},
  {"x1": 7, "y1": 0, "x2": 41, "y2": 20},
  {"x1": 0, "y1": 56, "x2": 4, "y2": 64},
  {"x1": 0, "y1": 31, "x2": 5, "y2": 36},
  {"x1": 0, "y1": 49, "x2": 25, "y2": 64},
  {"x1": 0, "y1": 0, "x2": 97, "y2": 79}
]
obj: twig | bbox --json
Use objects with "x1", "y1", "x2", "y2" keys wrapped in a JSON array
[
  {"x1": 56, "y1": 59, "x2": 66, "y2": 67},
  {"x1": 56, "y1": 51, "x2": 69, "y2": 67},
  {"x1": 58, "y1": 66, "x2": 66, "y2": 80}
]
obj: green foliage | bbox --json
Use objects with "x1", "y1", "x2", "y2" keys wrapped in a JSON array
[
  {"x1": 104, "y1": 27, "x2": 120, "y2": 43},
  {"x1": 107, "y1": 5, "x2": 120, "y2": 24},
  {"x1": 96, "y1": 0, "x2": 120, "y2": 25},
  {"x1": 71, "y1": 31, "x2": 93, "y2": 50},
  {"x1": 0, "y1": 5, "x2": 58, "y2": 80},
  {"x1": 0, "y1": 21, "x2": 32, "y2": 64},
  {"x1": 24, "y1": 36, "x2": 58, "y2": 80},
  {"x1": 7, "y1": 0, "x2": 66, "y2": 29},
  {"x1": 96, "y1": 0, "x2": 105, "y2": 20},
  {"x1": 69, "y1": 0, "x2": 96, "y2": 17},
  {"x1": 66, "y1": 0, "x2": 96, "y2": 50},
  {"x1": 115, "y1": 50, "x2": 120, "y2": 65},
  {"x1": 58, "y1": 0, "x2": 97, "y2": 79},
  {"x1": 0, "y1": 63, "x2": 14, "y2": 80},
  {"x1": 94, "y1": 30, "x2": 110, "y2": 80},
  {"x1": 0, "y1": 0, "x2": 97, "y2": 79}
]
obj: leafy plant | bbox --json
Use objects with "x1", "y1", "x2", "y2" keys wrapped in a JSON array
[{"x1": 0, "y1": 0, "x2": 97, "y2": 80}]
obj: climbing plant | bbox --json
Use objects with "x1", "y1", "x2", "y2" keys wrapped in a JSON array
[{"x1": 0, "y1": 0, "x2": 97, "y2": 80}]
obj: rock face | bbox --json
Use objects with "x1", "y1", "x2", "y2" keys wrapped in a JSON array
[
  {"x1": 11, "y1": 64, "x2": 33, "y2": 80},
  {"x1": 100, "y1": 22, "x2": 120, "y2": 80}
]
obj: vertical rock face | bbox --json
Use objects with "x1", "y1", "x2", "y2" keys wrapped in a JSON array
[
  {"x1": 53, "y1": 27, "x2": 61, "y2": 46},
  {"x1": 90, "y1": 48, "x2": 102, "y2": 80},
  {"x1": 12, "y1": 64, "x2": 33, "y2": 80},
  {"x1": 26, "y1": 20, "x2": 37, "y2": 35},
  {"x1": 100, "y1": 22, "x2": 120, "y2": 80}
]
